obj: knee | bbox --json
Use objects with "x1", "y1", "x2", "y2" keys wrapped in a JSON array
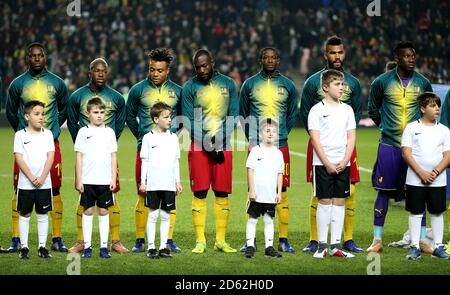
[{"x1": 194, "y1": 190, "x2": 208, "y2": 199}]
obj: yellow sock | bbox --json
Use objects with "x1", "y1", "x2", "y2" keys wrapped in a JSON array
[
  {"x1": 169, "y1": 209, "x2": 177, "y2": 240},
  {"x1": 276, "y1": 191, "x2": 289, "y2": 239},
  {"x1": 11, "y1": 192, "x2": 19, "y2": 238},
  {"x1": 344, "y1": 184, "x2": 357, "y2": 242},
  {"x1": 75, "y1": 204, "x2": 84, "y2": 241},
  {"x1": 109, "y1": 192, "x2": 121, "y2": 241},
  {"x1": 447, "y1": 204, "x2": 450, "y2": 233},
  {"x1": 192, "y1": 197, "x2": 207, "y2": 242},
  {"x1": 135, "y1": 195, "x2": 148, "y2": 239},
  {"x1": 309, "y1": 195, "x2": 318, "y2": 241},
  {"x1": 215, "y1": 197, "x2": 229, "y2": 241},
  {"x1": 51, "y1": 194, "x2": 63, "y2": 238}
]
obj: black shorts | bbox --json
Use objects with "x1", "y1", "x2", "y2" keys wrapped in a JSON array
[
  {"x1": 405, "y1": 185, "x2": 447, "y2": 215},
  {"x1": 17, "y1": 188, "x2": 53, "y2": 215},
  {"x1": 247, "y1": 201, "x2": 276, "y2": 219},
  {"x1": 145, "y1": 191, "x2": 176, "y2": 211},
  {"x1": 80, "y1": 184, "x2": 114, "y2": 209},
  {"x1": 313, "y1": 166, "x2": 350, "y2": 199}
]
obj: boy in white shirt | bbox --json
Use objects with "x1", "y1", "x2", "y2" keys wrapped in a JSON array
[
  {"x1": 140, "y1": 102, "x2": 182, "y2": 259},
  {"x1": 244, "y1": 118, "x2": 284, "y2": 259},
  {"x1": 401, "y1": 92, "x2": 450, "y2": 260},
  {"x1": 14, "y1": 100, "x2": 55, "y2": 259},
  {"x1": 75, "y1": 97, "x2": 117, "y2": 259},
  {"x1": 308, "y1": 69, "x2": 356, "y2": 259}
]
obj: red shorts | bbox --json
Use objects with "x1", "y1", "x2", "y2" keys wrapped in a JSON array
[
  {"x1": 306, "y1": 138, "x2": 360, "y2": 183},
  {"x1": 135, "y1": 152, "x2": 145, "y2": 197},
  {"x1": 188, "y1": 142, "x2": 232, "y2": 193},
  {"x1": 14, "y1": 140, "x2": 63, "y2": 189},
  {"x1": 248, "y1": 145, "x2": 290, "y2": 188}
]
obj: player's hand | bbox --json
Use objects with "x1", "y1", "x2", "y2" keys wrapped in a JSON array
[
  {"x1": 139, "y1": 183, "x2": 146, "y2": 193},
  {"x1": 75, "y1": 180, "x2": 84, "y2": 193},
  {"x1": 176, "y1": 182, "x2": 183, "y2": 195},
  {"x1": 248, "y1": 190, "x2": 256, "y2": 202},
  {"x1": 275, "y1": 193, "x2": 282, "y2": 204}
]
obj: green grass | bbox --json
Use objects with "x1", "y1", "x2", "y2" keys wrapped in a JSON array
[{"x1": 0, "y1": 127, "x2": 449, "y2": 275}]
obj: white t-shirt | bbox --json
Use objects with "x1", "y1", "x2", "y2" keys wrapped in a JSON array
[
  {"x1": 14, "y1": 128, "x2": 55, "y2": 190},
  {"x1": 140, "y1": 130, "x2": 180, "y2": 191},
  {"x1": 401, "y1": 120, "x2": 450, "y2": 187},
  {"x1": 246, "y1": 145, "x2": 284, "y2": 204},
  {"x1": 308, "y1": 100, "x2": 356, "y2": 165},
  {"x1": 74, "y1": 126, "x2": 117, "y2": 185}
]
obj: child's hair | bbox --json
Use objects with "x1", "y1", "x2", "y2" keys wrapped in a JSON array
[
  {"x1": 87, "y1": 96, "x2": 106, "y2": 112},
  {"x1": 150, "y1": 101, "x2": 173, "y2": 122},
  {"x1": 24, "y1": 100, "x2": 45, "y2": 114},
  {"x1": 320, "y1": 69, "x2": 344, "y2": 89},
  {"x1": 259, "y1": 117, "x2": 279, "y2": 133},
  {"x1": 417, "y1": 92, "x2": 441, "y2": 110}
]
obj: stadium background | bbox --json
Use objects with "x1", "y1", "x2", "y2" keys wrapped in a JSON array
[{"x1": 0, "y1": 0, "x2": 450, "y2": 276}]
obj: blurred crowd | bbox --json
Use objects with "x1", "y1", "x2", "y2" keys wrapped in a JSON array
[{"x1": 0, "y1": 0, "x2": 448, "y2": 110}]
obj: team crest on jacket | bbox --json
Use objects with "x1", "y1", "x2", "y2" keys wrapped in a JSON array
[
  {"x1": 220, "y1": 87, "x2": 228, "y2": 96},
  {"x1": 47, "y1": 85, "x2": 55, "y2": 93},
  {"x1": 168, "y1": 89, "x2": 175, "y2": 98},
  {"x1": 278, "y1": 86, "x2": 284, "y2": 95}
]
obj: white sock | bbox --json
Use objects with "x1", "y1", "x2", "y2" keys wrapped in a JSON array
[
  {"x1": 430, "y1": 213, "x2": 444, "y2": 246},
  {"x1": 159, "y1": 210, "x2": 170, "y2": 250},
  {"x1": 19, "y1": 215, "x2": 30, "y2": 249},
  {"x1": 330, "y1": 204, "x2": 345, "y2": 245},
  {"x1": 99, "y1": 214, "x2": 109, "y2": 249},
  {"x1": 82, "y1": 214, "x2": 94, "y2": 249},
  {"x1": 246, "y1": 216, "x2": 258, "y2": 247},
  {"x1": 408, "y1": 213, "x2": 423, "y2": 248},
  {"x1": 263, "y1": 213, "x2": 274, "y2": 248},
  {"x1": 36, "y1": 214, "x2": 48, "y2": 248},
  {"x1": 146, "y1": 209, "x2": 159, "y2": 250},
  {"x1": 317, "y1": 203, "x2": 332, "y2": 245}
]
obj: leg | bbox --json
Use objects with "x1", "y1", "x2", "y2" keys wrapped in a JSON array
[
  {"x1": 191, "y1": 191, "x2": 208, "y2": 254},
  {"x1": 213, "y1": 191, "x2": 236, "y2": 253},
  {"x1": 245, "y1": 216, "x2": 258, "y2": 258},
  {"x1": 9, "y1": 191, "x2": 21, "y2": 252},
  {"x1": 68, "y1": 204, "x2": 85, "y2": 253},
  {"x1": 110, "y1": 192, "x2": 129, "y2": 253},
  {"x1": 98, "y1": 207, "x2": 111, "y2": 258},
  {"x1": 277, "y1": 146, "x2": 294, "y2": 252},
  {"x1": 49, "y1": 144, "x2": 66, "y2": 252},
  {"x1": 133, "y1": 151, "x2": 148, "y2": 252},
  {"x1": 167, "y1": 209, "x2": 181, "y2": 253},
  {"x1": 343, "y1": 184, "x2": 363, "y2": 252},
  {"x1": 158, "y1": 209, "x2": 173, "y2": 258}
]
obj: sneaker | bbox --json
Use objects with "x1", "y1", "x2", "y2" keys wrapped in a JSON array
[
  {"x1": 38, "y1": 247, "x2": 52, "y2": 258},
  {"x1": 99, "y1": 247, "x2": 111, "y2": 258},
  {"x1": 367, "y1": 239, "x2": 383, "y2": 253},
  {"x1": 68, "y1": 241, "x2": 84, "y2": 253},
  {"x1": 406, "y1": 246, "x2": 421, "y2": 260},
  {"x1": 147, "y1": 248, "x2": 159, "y2": 259},
  {"x1": 82, "y1": 247, "x2": 92, "y2": 258},
  {"x1": 132, "y1": 238, "x2": 145, "y2": 253},
  {"x1": 245, "y1": 246, "x2": 255, "y2": 258},
  {"x1": 51, "y1": 237, "x2": 68, "y2": 252},
  {"x1": 432, "y1": 246, "x2": 450, "y2": 259},
  {"x1": 0, "y1": 246, "x2": 6, "y2": 253},
  {"x1": 419, "y1": 240, "x2": 433, "y2": 254},
  {"x1": 313, "y1": 247, "x2": 327, "y2": 259},
  {"x1": 278, "y1": 238, "x2": 295, "y2": 253},
  {"x1": 214, "y1": 240, "x2": 237, "y2": 253},
  {"x1": 192, "y1": 240, "x2": 207, "y2": 254},
  {"x1": 19, "y1": 247, "x2": 29, "y2": 259},
  {"x1": 158, "y1": 248, "x2": 173, "y2": 258},
  {"x1": 343, "y1": 240, "x2": 364, "y2": 253},
  {"x1": 167, "y1": 239, "x2": 181, "y2": 253},
  {"x1": 330, "y1": 246, "x2": 355, "y2": 258},
  {"x1": 265, "y1": 246, "x2": 282, "y2": 258},
  {"x1": 240, "y1": 239, "x2": 257, "y2": 253},
  {"x1": 302, "y1": 240, "x2": 318, "y2": 253},
  {"x1": 111, "y1": 240, "x2": 129, "y2": 253},
  {"x1": 7, "y1": 237, "x2": 21, "y2": 253}
]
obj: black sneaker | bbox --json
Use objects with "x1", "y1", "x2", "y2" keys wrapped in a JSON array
[
  {"x1": 38, "y1": 247, "x2": 52, "y2": 258},
  {"x1": 245, "y1": 246, "x2": 255, "y2": 258},
  {"x1": 19, "y1": 247, "x2": 29, "y2": 259},
  {"x1": 158, "y1": 248, "x2": 173, "y2": 258},
  {"x1": 265, "y1": 246, "x2": 282, "y2": 258},
  {"x1": 147, "y1": 248, "x2": 159, "y2": 259}
]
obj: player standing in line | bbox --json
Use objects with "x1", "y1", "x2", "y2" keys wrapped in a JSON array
[
  {"x1": 74, "y1": 97, "x2": 117, "y2": 259},
  {"x1": 139, "y1": 102, "x2": 182, "y2": 259},
  {"x1": 181, "y1": 49, "x2": 239, "y2": 254},
  {"x1": 6, "y1": 42, "x2": 69, "y2": 253},
  {"x1": 239, "y1": 47, "x2": 298, "y2": 253},
  {"x1": 67, "y1": 58, "x2": 128, "y2": 254},
  {"x1": 367, "y1": 41, "x2": 433, "y2": 253},
  {"x1": 300, "y1": 36, "x2": 363, "y2": 253},
  {"x1": 126, "y1": 48, "x2": 182, "y2": 253}
]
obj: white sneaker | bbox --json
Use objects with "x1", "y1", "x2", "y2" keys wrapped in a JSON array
[
  {"x1": 329, "y1": 247, "x2": 355, "y2": 258},
  {"x1": 313, "y1": 248, "x2": 327, "y2": 259}
]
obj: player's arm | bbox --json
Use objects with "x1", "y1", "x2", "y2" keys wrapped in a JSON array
[
  {"x1": 223, "y1": 80, "x2": 239, "y2": 148},
  {"x1": 276, "y1": 172, "x2": 283, "y2": 204},
  {"x1": 110, "y1": 152, "x2": 117, "y2": 191},
  {"x1": 74, "y1": 131, "x2": 84, "y2": 193},
  {"x1": 14, "y1": 153, "x2": 35, "y2": 183},
  {"x1": 67, "y1": 93, "x2": 81, "y2": 143},
  {"x1": 57, "y1": 81, "x2": 70, "y2": 127},
  {"x1": 139, "y1": 135, "x2": 149, "y2": 192},
  {"x1": 125, "y1": 87, "x2": 140, "y2": 139},
  {"x1": 180, "y1": 82, "x2": 194, "y2": 135},
  {"x1": 174, "y1": 136, "x2": 182, "y2": 195},
  {"x1": 115, "y1": 94, "x2": 126, "y2": 140},
  {"x1": 367, "y1": 78, "x2": 383, "y2": 126},
  {"x1": 286, "y1": 81, "x2": 299, "y2": 134},
  {"x1": 440, "y1": 90, "x2": 450, "y2": 128},
  {"x1": 170, "y1": 86, "x2": 183, "y2": 134},
  {"x1": 247, "y1": 167, "x2": 256, "y2": 201},
  {"x1": 36, "y1": 132, "x2": 55, "y2": 188},
  {"x1": 310, "y1": 130, "x2": 336, "y2": 175},
  {"x1": 299, "y1": 79, "x2": 316, "y2": 131},
  {"x1": 337, "y1": 108, "x2": 356, "y2": 171},
  {"x1": 239, "y1": 81, "x2": 251, "y2": 141},
  {"x1": 432, "y1": 128, "x2": 450, "y2": 178},
  {"x1": 6, "y1": 82, "x2": 20, "y2": 131},
  {"x1": 351, "y1": 79, "x2": 363, "y2": 125}
]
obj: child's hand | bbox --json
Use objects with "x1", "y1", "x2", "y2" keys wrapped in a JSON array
[
  {"x1": 139, "y1": 183, "x2": 146, "y2": 193},
  {"x1": 325, "y1": 163, "x2": 338, "y2": 175},
  {"x1": 275, "y1": 193, "x2": 282, "y2": 204},
  {"x1": 75, "y1": 180, "x2": 84, "y2": 193},
  {"x1": 109, "y1": 181, "x2": 116, "y2": 192},
  {"x1": 176, "y1": 182, "x2": 183, "y2": 195},
  {"x1": 418, "y1": 169, "x2": 434, "y2": 185},
  {"x1": 248, "y1": 190, "x2": 256, "y2": 202},
  {"x1": 336, "y1": 160, "x2": 348, "y2": 173}
]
